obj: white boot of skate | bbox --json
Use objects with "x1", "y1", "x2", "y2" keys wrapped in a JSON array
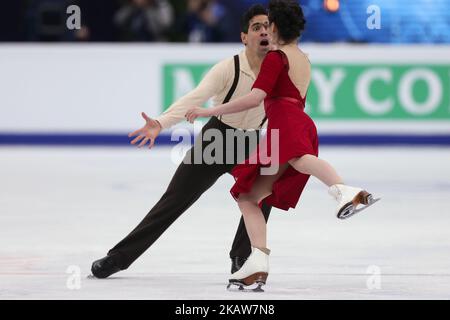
[
  {"x1": 329, "y1": 184, "x2": 380, "y2": 219},
  {"x1": 227, "y1": 247, "x2": 269, "y2": 292}
]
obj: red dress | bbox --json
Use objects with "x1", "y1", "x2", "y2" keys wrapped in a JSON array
[{"x1": 230, "y1": 50, "x2": 319, "y2": 211}]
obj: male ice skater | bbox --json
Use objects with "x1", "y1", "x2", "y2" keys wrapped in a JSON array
[{"x1": 91, "y1": 4, "x2": 273, "y2": 278}]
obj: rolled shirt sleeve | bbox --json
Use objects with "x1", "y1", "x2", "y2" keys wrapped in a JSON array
[{"x1": 156, "y1": 59, "x2": 229, "y2": 129}]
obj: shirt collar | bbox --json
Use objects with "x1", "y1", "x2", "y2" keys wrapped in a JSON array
[{"x1": 239, "y1": 50, "x2": 256, "y2": 79}]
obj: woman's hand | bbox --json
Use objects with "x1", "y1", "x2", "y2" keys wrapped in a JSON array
[
  {"x1": 128, "y1": 112, "x2": 162, "y2": 149},
  {"x1": 185, "y1": 107, "x2": 213, "y2": 123}
]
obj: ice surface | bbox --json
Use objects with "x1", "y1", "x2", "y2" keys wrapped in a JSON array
[{"x1": 1, "y1": 146, "x2": 449, "y2": 299}]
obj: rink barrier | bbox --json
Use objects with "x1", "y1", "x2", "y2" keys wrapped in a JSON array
[
  {"x1": 1, "y1": 45, "x2": 450, "y2": 135},
  {"x1": 1, "y1": 133, "x2": 450, "y2": 146}
]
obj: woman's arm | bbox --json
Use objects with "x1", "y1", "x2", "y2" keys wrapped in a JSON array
[
  {"x1": 211, "y1": 88, "x2": 266, "y2": 116},
  {"x1": 185, "y1": 88, "x2": 266, "y2": 123}
]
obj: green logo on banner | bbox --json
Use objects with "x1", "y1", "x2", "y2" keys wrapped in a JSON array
[{"x1": 163, "y1": 63, "x2": 450, "y2": 120}]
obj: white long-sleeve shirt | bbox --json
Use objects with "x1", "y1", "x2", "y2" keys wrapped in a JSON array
[{"x1": 156, "y1": 50, "x2": 266, "y2": 130}]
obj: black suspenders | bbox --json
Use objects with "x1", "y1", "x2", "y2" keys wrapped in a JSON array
[
  {"x1": 219, "y1": 54, "x2": 266, "y2": 129},
  {"x1": 218, "y1": 55, "x2": 240, "y2": 121},
  {"x1": 258, "y1": 115, "x2": 267, "y2": 129}
]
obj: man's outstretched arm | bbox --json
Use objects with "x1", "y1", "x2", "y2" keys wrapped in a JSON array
[{"x1": 128, "y1": 59, "x2": 231, "y2": 148}]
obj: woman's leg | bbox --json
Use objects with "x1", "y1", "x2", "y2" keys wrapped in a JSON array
[
  {"x1": 288, "y1": 154, "x2": 379, "y2": 219},
  {"x1": 236, "y1": 164, "x2": 289, "y2": 249},
  {"x1": 288, "y1": 154, "x2": 343, "y2": 187}
]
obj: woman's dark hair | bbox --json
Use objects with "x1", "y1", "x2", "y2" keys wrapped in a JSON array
[
  {"x1": 268, "y1": 0, "x2": 306, "y2": 42},
  {"x1": 241, "y1": 4, "x2": 268, "y2": 33}
]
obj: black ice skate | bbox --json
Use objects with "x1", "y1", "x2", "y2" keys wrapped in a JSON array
[
  {"x1": 230, "y1": 256, "x2": 247, "y2": 274},
  {"x1": 90, "y1": 255, "x2": 121, "y2": 279}
]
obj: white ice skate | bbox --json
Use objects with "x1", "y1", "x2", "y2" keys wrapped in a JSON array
[
  {"x1": 227, "y1": 247, "x2": 269, "y2": 292},
  {"x1": 329, "y1": 184, "x2": 380, "y2": 220}
]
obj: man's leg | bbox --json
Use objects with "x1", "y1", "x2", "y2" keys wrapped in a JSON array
[
  {"x1": 91, "y1": 117, "x2": 232, "y2": 278},
  {"x1": 106, "y1": 159, "x2": 226, "y2": 270},
  {"x1": 228, "y1": 201, "x2": 272, "y2": 273}
]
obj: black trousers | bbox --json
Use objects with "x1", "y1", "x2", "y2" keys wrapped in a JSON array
[{"x1": 108, "y1": 117, "x2": 272, "y2": 269}]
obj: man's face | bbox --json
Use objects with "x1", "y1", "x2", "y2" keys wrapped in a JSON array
[{"x1": 241, "y1": 15, "x2": 271, "y2": 56}]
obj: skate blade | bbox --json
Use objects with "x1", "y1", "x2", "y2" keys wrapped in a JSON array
[
  {"x1": 227, "y1": 281, "x2": 265, "y2": 292},
  {"x1": 338, "y1": 195, "x2": 381, "y2": 220}
]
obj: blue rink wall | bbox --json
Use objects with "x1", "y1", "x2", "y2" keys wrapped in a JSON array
[
  {"x1": 1, "y1": 44, "x2": 449, "y2": 146},
  {"x1": 1, "y1": 132, "x2": 450, "y2": 146}
]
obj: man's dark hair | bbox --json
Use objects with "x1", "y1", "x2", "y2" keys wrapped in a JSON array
[
  {"x1": 268, "y1": 0, "x2": 306, "y2": 42},
  {"x1": 240, "y1": 4, "x2": 268, "y2": 34}
]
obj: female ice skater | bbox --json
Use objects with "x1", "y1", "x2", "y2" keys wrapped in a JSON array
[{"x1": 185, "y1": 0, "x2": 379, "y2": 291}]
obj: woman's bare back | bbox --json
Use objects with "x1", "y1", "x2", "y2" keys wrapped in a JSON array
[{"x1": 279, "y1": 46, "x2": 311, "y2": 99}]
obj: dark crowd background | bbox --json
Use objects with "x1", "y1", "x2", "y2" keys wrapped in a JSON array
[{"x1": 1, "y1": 0, "x2": 449, "y2": 44}]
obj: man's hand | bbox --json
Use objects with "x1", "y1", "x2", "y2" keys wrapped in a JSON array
[
  {"x1": 185, "y1": 107, "x2": 213, "y2": 123},
  {"x1": 128, "y1": 112, "x2": 162, "y2": 149}
]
